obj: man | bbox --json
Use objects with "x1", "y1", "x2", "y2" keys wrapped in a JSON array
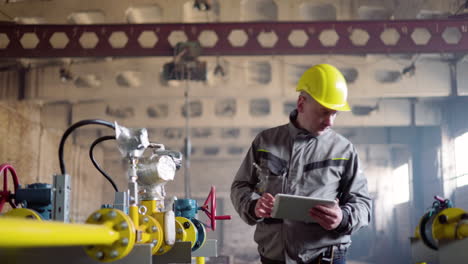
[{"x1": 231, "y1": 64, "x2": 371, "y2": 264}]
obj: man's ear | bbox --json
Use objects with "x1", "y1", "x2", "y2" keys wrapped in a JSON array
[{"x1": 297, "y1": 95, "x2": 305, "y2": 112}]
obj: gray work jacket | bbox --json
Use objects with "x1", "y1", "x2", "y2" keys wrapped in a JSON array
[{"x1": 230, "y1": 110, "x2": 372, "y2": 263}]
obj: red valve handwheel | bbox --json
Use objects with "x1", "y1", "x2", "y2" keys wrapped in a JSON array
[
  {"x1": 0, "y1": 163, "x2": 19, "y2": 212},
  {"x1": 200, "y1": 186, "x2": 231, "y2": 231}
]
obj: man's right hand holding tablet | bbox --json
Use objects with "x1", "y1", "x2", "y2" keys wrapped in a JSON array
[{"x1": 254, "y1": 193, "x2": 275, "y2": 218}]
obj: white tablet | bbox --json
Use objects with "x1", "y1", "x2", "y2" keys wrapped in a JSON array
[{"x1": 271, "y1": 193, "x2": 336, "y2": 223}]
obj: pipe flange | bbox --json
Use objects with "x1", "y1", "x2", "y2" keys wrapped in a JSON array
[
  {"x1": 139, "y1": 214, "x2": 163, "y2": 255},
  {"x1": 156, "y1": 218, "x2": 187, "y2": 255},
  {"x1": 84, "y1": 208, "x2": 136, "y2": 262},
  {"x1": 176, "y1": 216, "x2": 197, "y2": 249},
  {"x1": 4, "y1": 208, "x2": 42, "y2": 220},
  {"x1": 433, "y1": 208, "x2": 466, "y2": 241},
  {"x1": 191, "y1": 218, "x2": 206, "y2": 252}
]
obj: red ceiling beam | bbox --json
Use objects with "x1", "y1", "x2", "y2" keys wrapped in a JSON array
[{"x1": 0, "y1": 19, "x2": 467, "y2": 58}]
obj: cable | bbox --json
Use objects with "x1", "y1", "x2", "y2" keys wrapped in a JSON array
[
  {"x1": 454, "y1": 0, "x2": 468, "y2": 15},
  {"x1": 89, "y1": 136, "x2": 119, "y2": 192},
  {"x1": 58, "y1": 119, "x2": 115, "y2": 175},
  {"x1": 0, "y1": 9, "x2": 13, "y2": 21}
]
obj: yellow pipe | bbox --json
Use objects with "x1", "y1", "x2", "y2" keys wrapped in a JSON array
[
  {"x1": 195, "y1": 256, "x2": 206, "y2": 264},
  {"x1": 0, "y1": 217, "x2": 120, "y2": 247},
  {"x1": 130, "y1": 205, "x2": 139, "y2": 225}
]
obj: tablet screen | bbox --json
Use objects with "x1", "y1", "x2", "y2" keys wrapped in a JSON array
[{"x1": 271, "y1": 194, "x2": 336, "y2": 223}]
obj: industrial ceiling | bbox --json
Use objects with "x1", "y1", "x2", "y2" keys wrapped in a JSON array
[{"x1": 0, "y1": 0, "x2": 467, "y2": 157}]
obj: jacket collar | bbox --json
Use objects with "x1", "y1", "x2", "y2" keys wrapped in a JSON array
[{"x1": 288, "y1": 109, "x2": 331, "y2": 139}]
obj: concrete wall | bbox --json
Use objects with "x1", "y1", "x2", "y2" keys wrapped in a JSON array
[
  {"x1": 0, "y1": 101, "x2": 122, "y2": 222},
  {"x1": 0, "y1": 0, "x2": 459, "y2": 23},
  {"x1": 0, "y1": 70, "x2": 20, "y2": 100}
]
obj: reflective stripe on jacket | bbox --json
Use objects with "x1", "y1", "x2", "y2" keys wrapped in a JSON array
[{"x1": 230, "y1": 110, "x2": 372, "y2": 263}]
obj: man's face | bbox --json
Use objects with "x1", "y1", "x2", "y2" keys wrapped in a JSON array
[{"x1": 297, "y1": 93, "x2": 337, "y2": 136}]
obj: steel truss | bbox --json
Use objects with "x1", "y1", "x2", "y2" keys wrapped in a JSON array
[{"x1": 0, "y1": 19, "x2": 467, "y2": 57}]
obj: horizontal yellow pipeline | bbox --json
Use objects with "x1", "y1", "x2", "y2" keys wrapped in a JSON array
[{"x1": 0, "y1": 217, "x2": 120, "y2": 247}]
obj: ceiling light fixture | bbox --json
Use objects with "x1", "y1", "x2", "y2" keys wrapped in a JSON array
[
  {"x1": 351, "y1": 100, "x2": 380, "y2": 116},
  {"x1": 162, "y1": 41, "x2": 207, "y2": 81},
  {"x1": 194, "y1": 0, "x2": 211, "y2": 11},
  {"x1": 59, "y1": 67, "x2": 73, "y2": 82},
  {"x1": 401, "y1": 62, "x2": 416, "y2": 76}
]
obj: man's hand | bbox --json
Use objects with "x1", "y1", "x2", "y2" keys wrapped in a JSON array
[
  {"x1": 309, "y1": 198, "x2": 342, "y2": 230},
  {"x1": 254, "y1": 193, "x2": 275, "y2": 218}
]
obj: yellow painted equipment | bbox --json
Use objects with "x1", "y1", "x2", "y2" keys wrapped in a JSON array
[
  {"x1": 195, "y1": 256, "x2": 206, "y2": 264},
  {"x1": 128, "y1": 201, "x2": 165, "y2": 254},
  {"x1": 129, "y1": 205, "x2": 139, "y2": 226},
  {"x1": 151, "y1": 212, "x2": 186, "y2": 255},
  {"x1": 83, "y1": 208, "x2": 136, "y2": 262},
  {"x1": 0, "y1": 124, "x2": 223, "y2": 263},
  {"x1": 432, "y1": 208, "x2": 468, "y2": 241},
  {"x1": 4, "y1": 208, "x2": 42, "y2": 220},
  {"x1": 0, "y1": 217, "x2": 118, "y2": 248},
  {"x1": 138, "y1": 214, "x2": 163, "y2": 254},
  {"x1": 176, "y1": 216, "x2": 198, "y2": 248},
  {"x1": 412, "y1": 197, "x2": 468, "y2": 264},
  {"x1": 141, "y1": 200, "x2": 186, "y2": 255},
  {"x1": 415, "y1": 196, "x2": 468, "y2": 250},
  {"x1": 141, "y1": 200, "x2": 160, "y2": 217}
]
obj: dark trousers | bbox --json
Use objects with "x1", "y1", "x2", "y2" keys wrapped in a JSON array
[
  {"x1": 260, "y1": 255, "x2": 285, "y2": 264},
  {"x1": 260, "y1": 249, "x2": 346, "y2": 264}
]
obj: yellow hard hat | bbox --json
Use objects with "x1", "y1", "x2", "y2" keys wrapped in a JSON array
[{"x1": 296, "y1": 64, "x2": 350, "y2": 111}]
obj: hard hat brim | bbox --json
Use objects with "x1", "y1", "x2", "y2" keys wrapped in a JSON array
[{"x1": 317, "y1": 99, "x2": 351, "y2": 112}]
